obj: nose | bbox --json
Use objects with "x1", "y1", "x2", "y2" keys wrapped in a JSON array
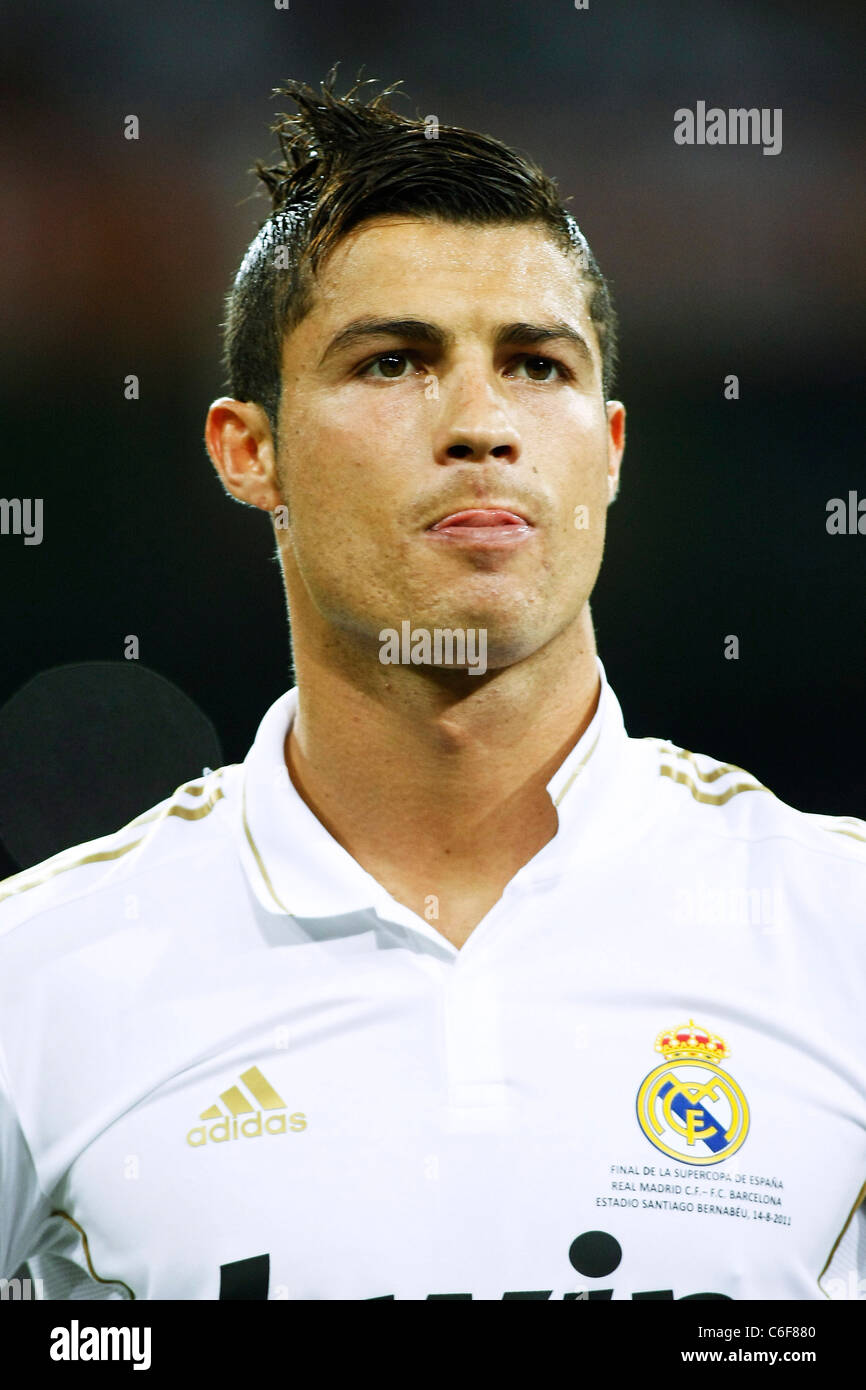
[{"x1": 432, "y1": 365, "x2": 521, "y2": 466}]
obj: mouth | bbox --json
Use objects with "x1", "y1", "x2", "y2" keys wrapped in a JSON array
[{"x1": 426, "y1": 507, "x2": 535, "y2": 548}]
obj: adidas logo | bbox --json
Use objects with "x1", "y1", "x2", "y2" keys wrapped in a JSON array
[{"x1": 186, "y1": 1066, "x2": 307, "y2": 1147}]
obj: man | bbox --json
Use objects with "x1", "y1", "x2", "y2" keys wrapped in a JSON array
[{"x1": 1, "y1": 73, "x2": 864, "y2": 1302}]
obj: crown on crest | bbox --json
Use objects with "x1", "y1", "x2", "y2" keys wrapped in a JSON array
[{"x1": 655, "y1": 1020, "x2": 729, "y2": 1063}]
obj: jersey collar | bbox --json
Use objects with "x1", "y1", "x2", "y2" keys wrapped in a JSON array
[{"x1": 237, "y1": 656, "x2": 629, "y2": 920}]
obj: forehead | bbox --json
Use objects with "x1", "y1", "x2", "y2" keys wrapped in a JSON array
[{"x1": 293, "y1": 216, "x2": 594, "y2": 343}]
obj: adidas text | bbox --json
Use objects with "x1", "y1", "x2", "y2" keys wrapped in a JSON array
[{"x1": 187, "y1": 1112, "x2": 307, "y2": 1146}]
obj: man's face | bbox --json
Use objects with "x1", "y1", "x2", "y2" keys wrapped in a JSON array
[{"x1": 274, "y1": 215, "x2": 624, "y2": 669}]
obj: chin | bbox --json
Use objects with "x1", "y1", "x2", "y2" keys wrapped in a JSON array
[{"x1": 461, "y1": 626, "x2": 546, "y2": 671}]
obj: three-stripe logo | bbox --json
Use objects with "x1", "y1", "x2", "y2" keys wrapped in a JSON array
[{"x1": 186, "y1": 1065, "x2": 307, "y2": 1146}]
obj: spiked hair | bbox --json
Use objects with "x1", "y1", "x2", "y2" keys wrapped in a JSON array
[{"x1": 222, "y1": 68, "x2": 618, "y2": 443}]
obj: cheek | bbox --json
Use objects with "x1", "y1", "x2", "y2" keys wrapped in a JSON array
[
  {"x1": 280, "y1": 414, "x2": 413, "y2": 595},
  {"x1": 547, "y1": 419, "x2": 610, "y2": 559},
  {"x1": 545, "y1": 417, "x2": 609, "y2": 507},
  {"x1": 285, "y1": 395, "x2": 419, "y2": 507}
]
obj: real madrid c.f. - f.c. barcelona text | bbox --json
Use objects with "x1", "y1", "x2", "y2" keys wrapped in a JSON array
[{"x1": 0, "y1": 659, "x2": 864, "y2": 1300}]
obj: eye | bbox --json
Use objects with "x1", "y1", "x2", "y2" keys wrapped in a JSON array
[
  {"x1": 360, "y1": 352, "x2": 421, "y2": 380},
  {"x1": 511, "y1": 355, "x2": 569, "y2": 382}
]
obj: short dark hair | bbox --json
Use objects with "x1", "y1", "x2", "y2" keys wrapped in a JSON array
[{"x1": 222, "y1": 68, "x2": 619, "y2": 443}]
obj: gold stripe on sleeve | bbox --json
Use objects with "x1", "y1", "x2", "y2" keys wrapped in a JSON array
[
  {"x1": 0, "y1": 778, "x2": 225, "y2": 905},
  {"x1": 50, "y1": 1208, "x2": 137, "y2": 1300},
  {"x1": 658, "y1": 749, "x2": 866, "y2": 840},
  {"x1": 817, "y1": 1178, "x2": 866, "y2": 1295},
  {"x1": 823, "y1": 824, "x2": 866, "y2": 844},
  {"x1": 0, "y1": 840, "x2": 147, "y2": 906},
  {"x1": 659, "y1": 764, "x2": 769, "y2": 806},
  {"x1": 670, "y1": 748, "x2": 761, "y2": 786}
]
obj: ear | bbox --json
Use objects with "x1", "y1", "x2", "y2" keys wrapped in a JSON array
[
  {"x1": 204, "y1": 398, "x2": 283, "y2": 511},
  {"x1": 605, "y1": 400, "x2": 625, "y2": 504}
]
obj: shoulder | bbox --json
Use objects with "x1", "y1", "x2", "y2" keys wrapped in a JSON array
[
  {"x1": 0, "y1": 765, "x2": 240, "y2": 940},
  {"x1": 629, "y1": 733, "x2": 866, "y2": 867}
]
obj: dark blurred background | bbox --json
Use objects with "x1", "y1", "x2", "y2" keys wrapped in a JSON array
[{"x1": 1, "y1": 0, "x2": 864, "y2": 878}]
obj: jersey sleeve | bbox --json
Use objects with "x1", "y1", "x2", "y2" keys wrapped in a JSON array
[
  {"x1": 0, "y1": 1040, "x2": 54, "y2": 1279},
  {"x1": 818, "y1": 1195, "x2": 866, "y2": 1299}
]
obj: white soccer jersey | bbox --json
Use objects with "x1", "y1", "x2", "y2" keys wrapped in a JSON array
[{"x1": 1, "y1": 659, "x2": 864, "y2": 1301}]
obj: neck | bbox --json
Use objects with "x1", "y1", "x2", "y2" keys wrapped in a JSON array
[{"x1": 284, "y1": 604, "x2": 602, "y2": 873}]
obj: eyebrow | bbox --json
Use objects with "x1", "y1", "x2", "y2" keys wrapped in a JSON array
[
  {"x1": 319, "y1": 318, "x2": 448, "y2": 366},
  {"x1": 318, "y1": 316, "x2": 594, "y2": 369},
  {"x1": 494, "y1": 320, "x2": 594, "y2": 367}
]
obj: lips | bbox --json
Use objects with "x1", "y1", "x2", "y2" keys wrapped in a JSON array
[
  {"x1": 429, "y1": 508, "x2": 530, "y2": 530},
  {"x1": 425, "y1": 506, "x2": 535, "y2": 551}
]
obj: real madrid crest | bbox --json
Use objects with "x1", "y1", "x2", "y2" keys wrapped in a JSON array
[{"x1": 636, "y1": 1021, "x2": 750, "y2": 1165}]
